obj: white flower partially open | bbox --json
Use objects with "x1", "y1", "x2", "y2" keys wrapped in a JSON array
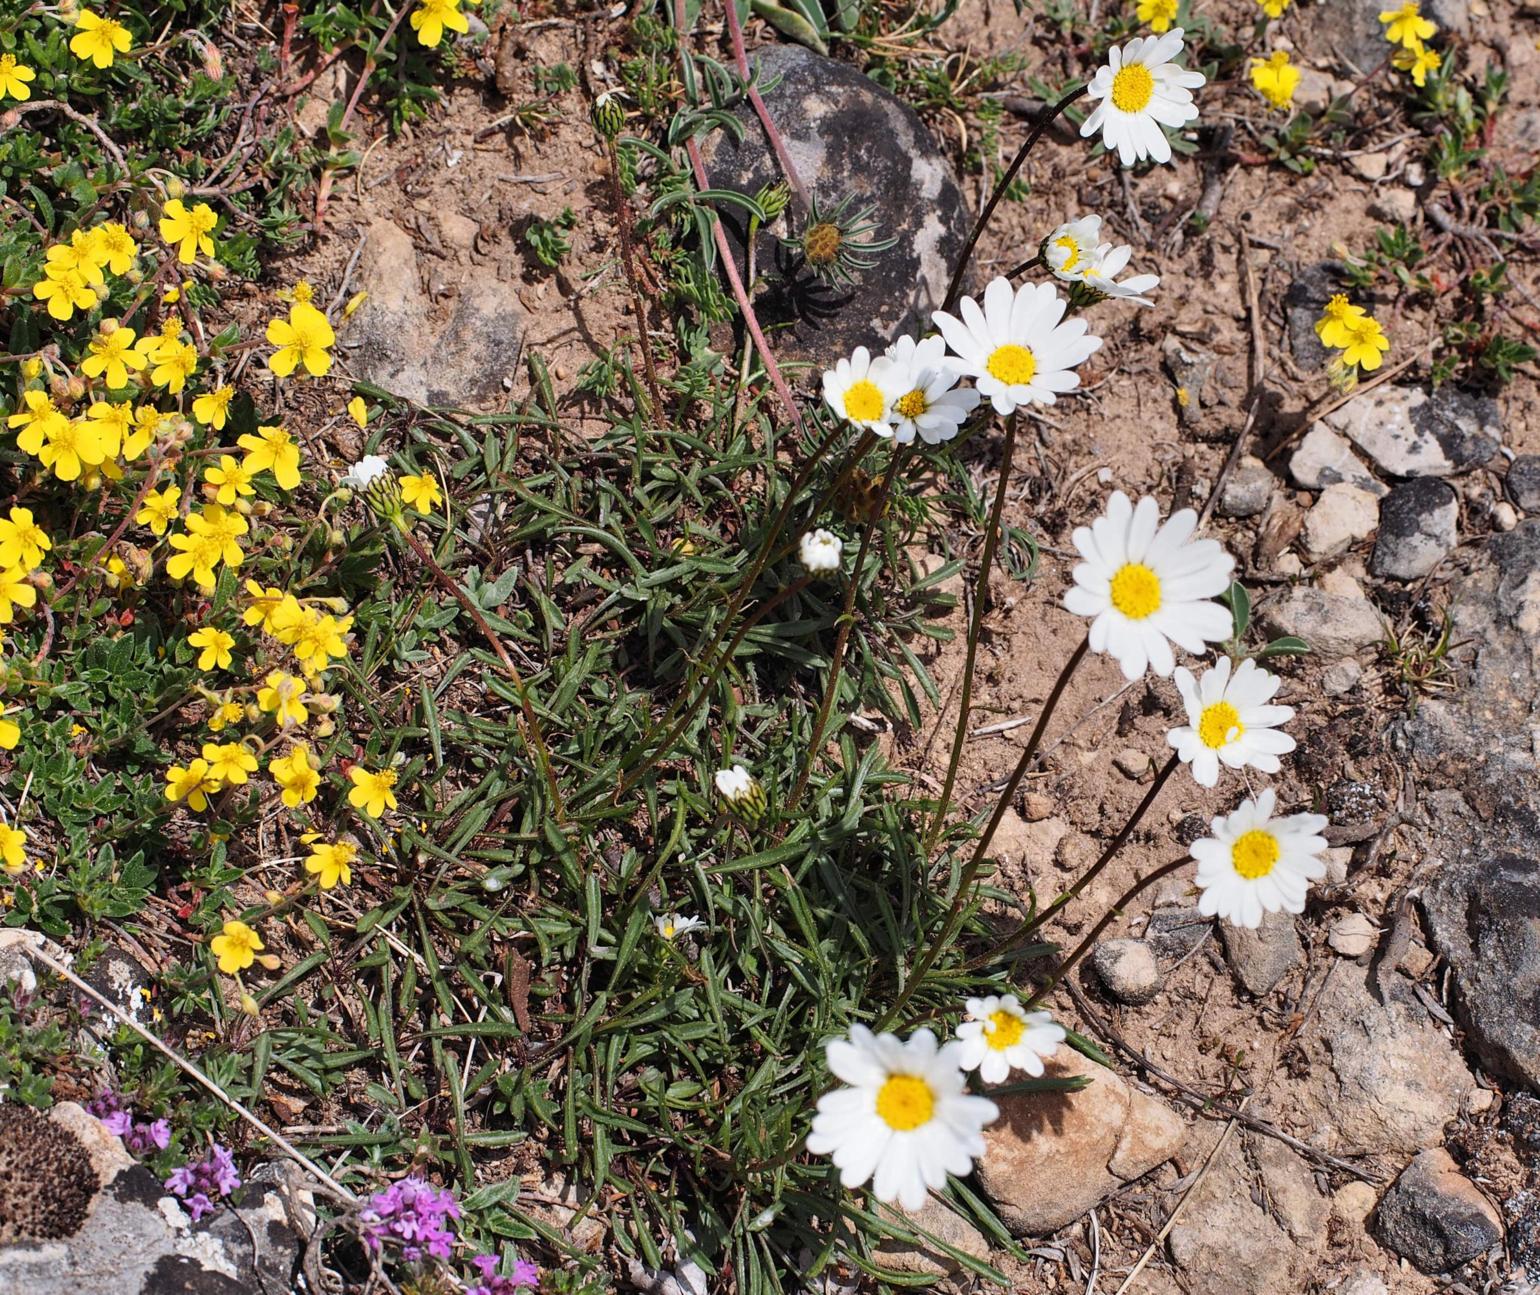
[
  {"x1": 880, "y1": 335, "x2": 980, "y2": 445},
  {"x1": 807, "y1": 1025, "x2": 998, "y2": 1212},
  {"x1": 1063, "y1": 491, "x2": 1234, "y2": 680},
  {"x1": 799, "y1": 529, "x2": 844, "y2": 574},
  {"x1": 654, "y1": 912, "x2": 705, "y2": 941},
  {"x1": 342, "y1": 453, "x2": 391, "y2": 489},
  {"x1": 1167, "y1": 656, "x2": 1296, "y2": 788},
  {"x1": 1081, "y1": 29, "x2": 1206, "y2": 167},
  {"x1": 1192, "y1": 789, "x2": 1329, "y2": 929}
]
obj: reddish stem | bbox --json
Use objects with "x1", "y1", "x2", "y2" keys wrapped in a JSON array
[{"x1": 721, "y1": 0, "x2": 809, "y2": 214}]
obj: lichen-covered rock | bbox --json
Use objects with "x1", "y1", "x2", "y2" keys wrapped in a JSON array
[
  {"x1": 1324, "y1": 385, "x2": 1501, "y2": 479},
  {"x1": 1371, "y1": 478, "x2": 1458, "y2": 580},
  {"x1": 700, "y1": 44, "x2": 967, "y2": 363},
  {"x1": 0, "y1": 1104, "x2": 97, "y2": 1244},
  {"x1": 1376, "y1": 1148, "x2": 1502, "y2": 1273}
]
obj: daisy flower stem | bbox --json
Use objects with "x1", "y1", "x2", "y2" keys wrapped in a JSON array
[
  {"x1": 1026, "y1": 750, "x2": 1180, "y2": 934},
  {"x1": 601, "y1": 137, "x2": 668, "y2": 426},
  {"x1": 721, "y1": 0, "x2": 809, "y2": 216},
  {"x1": 785, "y1": 443, "x2": 912, "y2": 813},
  {"x1": 1005, "y1": 252, "x2": 1045, "y2": 280},
  {"x1": 881, "y1": 631, "x2": 1089, "y2": 1033},
  {"x1": 397, "y1": 526, "x2": 566, "y2": 823},
  {"x1": 941, "y1": 84, "x2": 1088, "y2": 314},
  {"x1": 1026, "y1": 854, "x2": 1192, "y2": 1008},
  {"x1": 612, "y1": 574, "x2": 814, "y2": 804},
  {"x1": 922, "y1": 413, "x2": 1021, "y2": 854}
]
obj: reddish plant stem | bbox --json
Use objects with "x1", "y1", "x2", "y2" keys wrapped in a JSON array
[
  {"x1": 721, "y1": 0, "x2": 809, "y2": 214},
  {"x1": 603, "y1": 139, "x2": 667, "y2": 423}
]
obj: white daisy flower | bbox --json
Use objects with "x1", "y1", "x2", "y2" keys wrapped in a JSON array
[
  {"x1": 1167, "y1": 656, "x2": 1296, "y2": 788},
  {"x1": 1081, "y1": 243, "x2": 1161, "y2": 307},
  {"x1": 342, "y1": 453, "x2": 391, "y2": 489},
  {"x1": 1080, "y1": 29, "x2": 1206, "y2": 167},
  {"x1": 954, "y1": 995, "x2": 1065, "y2": 1085},
  {"x1": 821, "y1": 346, "x2": 900, "y2": 434},
  {"x1": 1063, "y1": 491, "x2": 1234, "y2": 680},
  {"x1": 1044, "y1": 215, "x2": 1106, "y2": 282},
  {"x1": 880, "y1": 335, "x2": 981, "y2": 445},
  {"x1": 799, "y1": 529, "x2": 844, "y2": 574},
  {"x1": 714, "y1": 763, "x2": 757, "y2": 801},
  {"x1": 931, "y1": 277, "x2": 1102, "y2": 416},
  {"x1": 1192, "y1": 789, "x2": 1329, "y2": 929},
  {"x1": 807, "y1": 1025, "x2": 998, "y2": 1212},
  {"x1": 654, "y1": 912, "x2": 705, "y2": 940}
]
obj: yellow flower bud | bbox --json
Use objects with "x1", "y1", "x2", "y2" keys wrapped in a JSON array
[{"x1": 239, "y1": 992, "x2": 260, "y2": 1016}]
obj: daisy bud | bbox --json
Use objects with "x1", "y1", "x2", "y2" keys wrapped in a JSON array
[
  {"x1": 714, "y1": 763, "x2": 767, "y2": 826},
  {"x1": 798, "y1": 529, "x2": 844, "y2": 575},
  {"x1": 756, "y1": 180, "x2": 791, "y2": 223},
  {"x1": 590, "y1": 91, "x2": 626, "y2": 141}
]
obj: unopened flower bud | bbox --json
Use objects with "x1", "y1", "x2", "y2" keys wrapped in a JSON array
[
  {"x1": 164, "y1": 176, "x2": 185, "y2": 199},
  {"x1": 239, "y1": 992, "x2": 260, "y2": 1016},
  {"x1": 714, "y1": 763, "x2": 768, "y2": 827},
  {"x1": 756, "y1": 180, "x2": 791, "y2": 224},
  {"x1": 591, "y1": 91, "x2": 626, "y2": 141}
]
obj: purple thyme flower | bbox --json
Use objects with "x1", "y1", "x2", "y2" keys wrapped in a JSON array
[
  {"x1": 359, "y1": 1176, "x2": 462, "y2": 1263},
  {"x1": 166, "y1": 1143, "x2": 241, "y2": 1221},
  {"x1": 87, "y1": 1089, "x2": 134, "y2": 1137},
  {"x1": 467, "y1": 1253, "x2": 540, "y2": 1293},
  {"x1": 122, "y1": 1118, "x2": 172, "y2": 1157}
]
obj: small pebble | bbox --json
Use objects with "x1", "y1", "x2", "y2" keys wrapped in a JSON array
[
  {"x1": 1091, "y1": 938, "x2": 1162, "y2": 1005},
  {"x1": 1114, "y1": 749, "x2": 1151, "y2": 779},
  {"x1": 1329, "y1": 913, "x2": 1378, "y2": 958}
]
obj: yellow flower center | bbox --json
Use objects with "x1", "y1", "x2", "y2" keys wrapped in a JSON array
[
  {"x1": 804, "y1": 222, "x2": 842, "y2": 266},
  {"x1": 842, "y1": 379, "x2": 885, "y2": 423},
  {"x1": 1053, "y1": 236, "x2": 1081, "y2": 271},
  {"x1": 1197, "y1": 701, "x2": 1243, "y2": 750},
  {"x1": 986, "y1": 343, "x2": 1037, "y2": 387},
  {"x1": 661, "y1": 922, "x2": 675, "y2": 938},
  {"x1": 1231, "y1": 829, "x2": 1280, "y2": 880},
  {"x1": 1109, "y1": 562, "x2": 1161, "y2": 620},
  {"x1": 984, "y1": 1009, "x2": 1025, "y2": 1051},
  {"x1": 894, "y1": 389, "x2": 929, "y2": 419},
  {"x1": 875, "y1": 1074, "x2": 935, "y2": 1132},
  {"x1": 1111, "y1": 64, "x2": 1156, "y2": 113}
]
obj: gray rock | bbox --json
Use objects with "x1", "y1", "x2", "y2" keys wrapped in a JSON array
[
  {"x1": 1091, "y1": 938, "x2": 1162, "y2": 1005},
  {"x1": 1321, "y1": 658, "x2": 1363, "y2": 697},
  {"x1": 1295, "y1": 0, "x2": 1469, "y2": 71},
  {"x1": 0, "y1": 1110, "x2": 314, "y2": 1295},
  {"x1": 1290, "y1": 424, "x2": 1387, "y2": 498},
  {"x1": 1325, "y1": 386, "x2": 1501, "y2": 479},
  {"x1": 1220, "y1": 911, "x2": 1302, "y2": 996},
  {"x1": 1302, "y1": 482, "x2": 1380, "y2": 562},
  {"x1": 1506, "y1": 455, "x2": 1540, "y2": 513},
  {"x1": 341, "y1": 218, "x2": 525, "y2": 406},
  {"x1": 700, "y1": 44, "x2": 967, "y2": 363},
  {"x1": 1376, "y1": 1148, "x2": 1503, "y2": 1272},
  {"x1": 1371, "y1": 478, "x2": 1458, "y2": 579},
  {"x1": 977, "y1": 1048, "x2": 1186, "y2": 1235},
  {"x1": 1164, "y1": 339, "x2": 1220, "y2": 430},
  {"x1": 1424, "y1": 853, "x2": 1540, "y2": 1090},
  {"x1": 1259, "y1": 587, "x2": 1384, "y2": 658},
  {"x1": 1311, "y1": 971, "x2": 1472, "y2": 1157},
  {"x1": 1217, "y1": 459, "x2": 1274, "y2": 519},
  {"x1": 1144, "y1": 906, "x2": 1211, "y2": 961},
  {"x1": 1341, "y1": 1271, "x2": 1390, "y2": 1295},
  {"x1": 1284, "y1": 262, "x2": 1343, "y2": 370},
  {"x1": 874, "y1": 1196, "x2": 990, "y2": 1278}
]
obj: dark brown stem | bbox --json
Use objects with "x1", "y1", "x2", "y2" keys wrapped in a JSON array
[
  {"x1": 1006, "y1": 252, "x2": 1045, "y2": 280},
  {"x1": 923, "y1": 414, "x2": 1019, "y2": 853},
  {"x1": 1026, "y1": 855, "x2": 1192, "y2": 1007},
  {"x1": 785, "y1": 443, "x2": 911, "y2": 812},
  {"x1": 941, "y1": 85, "x2": 1088, "y2": 314},
  {"x1": 603, "y1": 138, "x2": 667, "y2": 423}
]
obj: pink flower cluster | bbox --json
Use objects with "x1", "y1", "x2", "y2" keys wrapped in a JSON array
[
  {"x1": 468, "y1": 1253, "x2": 540, "y2": 1294},
  {"x1": 359, "y1": 1176, "x2": 462, "y2": 1263},
  {"x1": 87, "y1": 1089, "x2": 172, "y2": 1158},
  {"x1": 165, "y1": 1143, "x2": 241, "y2": 1221}
]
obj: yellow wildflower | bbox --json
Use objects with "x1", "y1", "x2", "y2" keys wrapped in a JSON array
[
  {"x1": 242, "y1": 581, "x2": 289, "y2": 634},
  {"x1": 70, "y1": 9, "x2": 133, "y2": 69},
  {"x1": 165, "y1": 530, "x2": 224, "y2": 590},
  {"x1": 1315, "y1": 294, "x2": 1367, "y2": 348},
  {"x1": 93, "y1": 222, "x2": 139, "y2": 275},
  {"x1": 201, "y1": 741, "x2": 257, "y2": 786},
  {"x1": 0, "y1": 822, "x2": 25, "y2": 874},
  {"x1": 165, "y1": 758, "x2": 220, "y2": 812},
  {"x1": 136, "y1": 484, "x2": 182, "y2": 536},
  {"x1": 208, "y1": 700, "x2": 245, "y2": 732},
  {"x1": 149, "y1": 338, "x2": 198, "y2": 394},
  {"x1": 189, "y1": 626, "x2": 236, "y2": 671},
  {"x1": 84, "y1": 401, "x2": 131, "y2": 458},
  {"x1": 124, "y1": 406, "x2": 164, "y2": 460},
  {"x1": 400, "y1": 472, "x2": 443, "y2": 513},
  {"x1": 410, "y1": 0, "x2": 469, "y2": 48},
  {"x1": 159, "y1": 198, "x2": 218, "y2": 264},
  {"x1": 238, "y1": 424, "x2": 302, "y2": 490},
  {"x1": 304, "y1": 840, "x2": 356, "y2": 890},
  {"x1": 1339, "y1": 314, "x2": 1391, "y2": 371},
  {"x1": 1379, "y1": 2, "x2": 1436, "y2": 48},
  {"x1": 0, "y1": 569, "x2": 35, "y2": 625},
  {"x1": 1257, "y1": 0, "x2": 1291, "y2": 14},
  {"x1": 270, "y1": 744, "x2": 320, "y2": 807},
  {"x1": 210, "y1": 920, "x2": 262, "y2": 975},
  {"x1": 192, "y1": 385, "x2": 235, "y2": 430},
  {"x1": 204, "y1": 454, "x2": 255, "y2": 506},
  {"x1": 258, "y1": 671, "x2": 309, "y2": 728},
  {"x1": 32, "y1": 267, "x2": 97, "y2": 322},
  {"x1": 1394, "y1": 41, "x2": 1441, "y2": 87},
  {"x1": 28, "y1": 417, "x2": 109, "y2": 483},
  {"x1": 347, "y1": 766, "x2": 399, "y2": 818},
  {"x1": 0, "y1": 710, "x2": 18, "y2": 751},
  {"x1": 1137, "y1": 0, "x2": 1179, "y2": 32},
  {"x1": 0, "y1": 508, "x2": 51, "y2": 573},
  {"x1": 1250, "y1": 51, "x2": 1300, "y2": 110},
  {"x1": 0, "y1": 54, "x2": 36, "y2": 102},
  {"x1": 266, "y1": 302, "x2": 335, "y2": 378},
  {"x1": 347, "y1": 396, "x2": 368, "y2": 429},
  {"x1": 81, "y1": 324, "x2": 146, "y2": 390}
]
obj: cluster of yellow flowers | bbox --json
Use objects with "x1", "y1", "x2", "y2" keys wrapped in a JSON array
[
  {"x1": 1316, "y1": 294, "x2": 1391, "y2": 374},
  {"x1": 1380, "y1": 1, "x2": 1441, "y2": 88},
  {"x1": 0, "y1": 503, "x2": 49, "y2": 872},
  {"x1": 31, "y1": 221, "x2": 141, "y2": 323}
]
